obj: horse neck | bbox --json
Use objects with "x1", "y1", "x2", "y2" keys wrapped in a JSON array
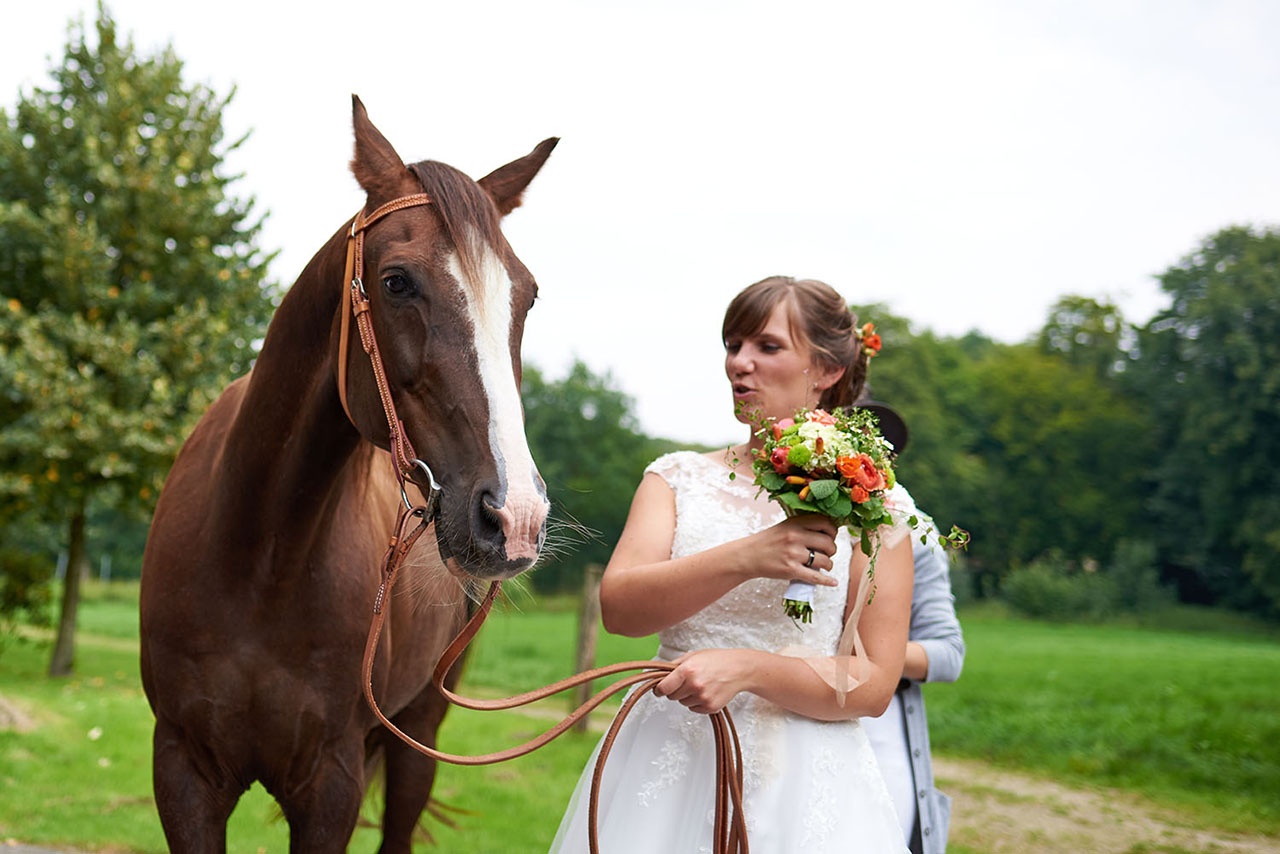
[{"x1": 213, "y1": 223, "x2": 364, "y2": 549}]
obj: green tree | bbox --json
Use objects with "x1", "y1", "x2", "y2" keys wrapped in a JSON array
[
  {"x1": 522, "y1": 361, "x2": 683, "y2": 592},
  {"x1": 1140, "y1": 225, "x2": 1280, "y2": 612},
  {"x1": 0, "y1": 7, "x2": 276, "y2": 673},
  {"x1": 1038, "y1": 295, "x2": 1134, "y2": 379},
  {"x1": 966, "y1": 345, "x2": 1153, "y2": 578}
]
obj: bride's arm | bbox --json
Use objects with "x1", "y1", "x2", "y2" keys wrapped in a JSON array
[
  {"x1": 600, "y1": 472, "x2": 840, "y2": 638},
  {"x1": 653, "y1": 537, "x2": 914, "y2": 720}
]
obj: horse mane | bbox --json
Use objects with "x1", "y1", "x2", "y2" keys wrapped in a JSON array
[{"x1": 408, "y1": 160, "x2": 503, "y2": 289}]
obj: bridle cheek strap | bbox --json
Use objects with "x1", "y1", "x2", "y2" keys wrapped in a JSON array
[{"x1": 337, "y1": 192, "x2": 434, "y2": 481}]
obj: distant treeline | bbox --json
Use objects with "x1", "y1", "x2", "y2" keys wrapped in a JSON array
[
  {"x1": 525, "y1": 225, "x2": 1280, "y2": 617},
  {"x1": 4, "y1": 226, "x2": 1277, "y2": 621}
]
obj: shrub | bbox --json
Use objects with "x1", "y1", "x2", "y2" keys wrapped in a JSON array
[
  {"x1": 1002, "y1": 550, "x2": 1117, "y2": 621},
  {"x1": 1107, "y1": 538, "x2": 1174, "y2": 612},
  {"x1": 946, "y1": 554, "x2": 979, "y2": 608},
  {"x1": 0, "y1": 548, "x2": 54, "y2": 636}
]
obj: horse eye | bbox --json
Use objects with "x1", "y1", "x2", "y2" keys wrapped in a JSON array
[{"x1": 383, "y1": 274, "x2": 413, "y2": 295}]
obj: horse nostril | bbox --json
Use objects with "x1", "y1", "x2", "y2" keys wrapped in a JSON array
[{"x1": 473, "y1": 489, "x2": 504, "y2": 545}]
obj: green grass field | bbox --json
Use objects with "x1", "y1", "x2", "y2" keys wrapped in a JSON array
[
  {"x1": 926, "y1": 604, "x2": 1280, "y2": 834},
  {"x1": 1, "y1": 583, "x2": 1277, "y2": 851}
]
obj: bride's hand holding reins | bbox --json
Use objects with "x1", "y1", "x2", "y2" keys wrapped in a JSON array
[
  {"x1": 735, "y1": 514, "x2": 839, "y2": 588},
  {"x1": 654, "y1": 648, "x2": 756, "y2": 716}
]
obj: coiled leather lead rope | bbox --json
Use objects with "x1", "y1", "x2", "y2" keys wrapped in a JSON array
[{"x1": 360, "y1": 499, "x2": 749, "y2": 853}]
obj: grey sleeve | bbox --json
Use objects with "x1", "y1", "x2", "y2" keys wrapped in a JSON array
[{"x1": 910, "y1": 530, "x2": 966, "y2": 684}]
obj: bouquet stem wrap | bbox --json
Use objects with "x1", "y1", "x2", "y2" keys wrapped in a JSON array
[{"x1": 782, "y1": 580, "x2": 815, "y2": 622}]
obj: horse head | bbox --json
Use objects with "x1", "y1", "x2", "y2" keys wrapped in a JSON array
[{"x1": 335, "y1": 96, "x2": 553, "y2": 580}]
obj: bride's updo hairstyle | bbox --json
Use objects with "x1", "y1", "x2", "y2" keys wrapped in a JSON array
[{"x1": 722, "y1": 276, "x2": 869, "y2": 410}]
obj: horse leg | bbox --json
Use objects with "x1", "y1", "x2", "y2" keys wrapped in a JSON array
[
  {"x1": 152, "y1": 719, "x2": 243, "y2": 854},
  {"x1": 276, "y1": 742, "x2": 366, "y2": 854},
  {"x1": 377, "y1": 682, "x2": 453, "y2": 854}
]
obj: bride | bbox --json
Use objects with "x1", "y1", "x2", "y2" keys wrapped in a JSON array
[{"x1": 550, "y1": 276, "x2": 915, "y2": 853}]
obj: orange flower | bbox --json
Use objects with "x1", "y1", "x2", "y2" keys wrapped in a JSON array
[
  {"x1": 841, "y1": 453, "x2": 885, "y2": 492},
  {"x1": 849, "y1": 484, "x2": 870, "y2": 503},
  {"x1": 836, "y1": 455, "x2": 860, "y2": 479},
  {"x1": 860, "y1": 322, "x2": 882, "y2": 357},
  {"x1": 805, "y1": 409, "x2": 836, "y2": 425}
]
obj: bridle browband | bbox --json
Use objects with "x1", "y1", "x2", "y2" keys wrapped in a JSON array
[{"x1": 342, "y1": 191, "x2": 750, "y2": 853}]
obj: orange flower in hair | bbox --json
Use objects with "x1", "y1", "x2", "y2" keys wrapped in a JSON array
[{"x1": 859, "y1": 322, "x2": 882, "y2": 358}]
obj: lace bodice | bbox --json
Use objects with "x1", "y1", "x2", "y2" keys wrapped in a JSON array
[{"x1": 646, "y1": 451, "x2": 853, "y2": 657}]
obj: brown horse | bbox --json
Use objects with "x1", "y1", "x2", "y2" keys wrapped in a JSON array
[{"x1": 139, "y1": 97, "x2": 555, "y2": 852}]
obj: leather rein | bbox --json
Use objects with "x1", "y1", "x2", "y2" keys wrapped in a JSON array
[{"x1": 341, "y1": 193, "x2": 749, "y2": 853}]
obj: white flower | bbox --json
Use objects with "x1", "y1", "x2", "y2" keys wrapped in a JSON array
[
  {"x1": 797, "y1": 421, "x2": 853, "y2": 469},
  {"x1": 88, "y1": 726, "x2": 103, "y2": 741}
]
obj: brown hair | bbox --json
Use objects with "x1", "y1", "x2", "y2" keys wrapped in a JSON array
[{"x1": 721, "y1": 276, "x2": 869, "y2": 410}]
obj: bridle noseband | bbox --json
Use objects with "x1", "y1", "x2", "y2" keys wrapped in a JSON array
[{"x1": 336, "y1": 192, "x2": 442, "y2": 514}]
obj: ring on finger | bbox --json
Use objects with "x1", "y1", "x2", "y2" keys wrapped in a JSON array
[{"x1": 804, "y1": 547, "x2": 816, "y2": 568}]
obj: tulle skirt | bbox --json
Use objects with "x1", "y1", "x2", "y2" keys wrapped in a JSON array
[{"x1": 549, "y1": 685, "x2": 909, "y2": 853}]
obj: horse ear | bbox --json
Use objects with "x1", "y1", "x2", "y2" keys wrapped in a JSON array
[
  {"x1": 478, "y1": 138, "x2": 559, "y2": 216},
  {"x1": 350, "y1": 95, "x2": 410, "y2": 200}
]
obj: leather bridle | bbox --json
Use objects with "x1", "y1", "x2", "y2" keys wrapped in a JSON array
[
  {"x1": 338, "y1": 192, "x2": 442, "y2": 513},
  {"x1": 342, "y1": 192, "x2": 750, "y2": 853}
]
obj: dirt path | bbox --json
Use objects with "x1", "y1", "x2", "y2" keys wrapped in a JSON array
[{"x1": 935, "y1": 756, "x2": 1277, "y2": 854}]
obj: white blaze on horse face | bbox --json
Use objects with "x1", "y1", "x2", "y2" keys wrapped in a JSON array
[{"x1": 449, "y1": 244, "x2": 548, "y2": 562}]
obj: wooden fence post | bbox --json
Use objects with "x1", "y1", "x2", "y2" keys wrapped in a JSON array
[{"x1": 571, "y1": 563, "x2": 604, "y2": 732}]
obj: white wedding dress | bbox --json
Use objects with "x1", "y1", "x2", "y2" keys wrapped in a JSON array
[{"x1": 550, "y1": 451, "x2": 909, "y2": 853}]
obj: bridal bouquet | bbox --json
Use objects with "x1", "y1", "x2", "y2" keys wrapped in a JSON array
[{"x1": 751, "y1": 407, "x2": 900, "y2": 623}]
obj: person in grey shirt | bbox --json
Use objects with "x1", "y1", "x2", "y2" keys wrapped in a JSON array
[{"x1": 859, "y1": 401, "x2": 965, "y2": 854}]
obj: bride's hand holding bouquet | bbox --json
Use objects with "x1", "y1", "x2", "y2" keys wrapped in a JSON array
[{"x1": 736, "y1": 514, "x2": 842, "y2": 591}]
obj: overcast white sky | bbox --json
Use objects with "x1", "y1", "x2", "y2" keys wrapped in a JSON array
[{"x1": 6, "y1": 0, "x2": 1280, "y2": 446}]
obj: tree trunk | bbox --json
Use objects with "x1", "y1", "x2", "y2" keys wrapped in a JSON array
[{"x1": 49, "y1": 496, "x2": 87, "y2": 677}]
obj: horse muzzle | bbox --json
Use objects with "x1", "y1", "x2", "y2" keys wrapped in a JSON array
[{"x1": 435, "y1": 486, "x2": 548, "y2": 580}]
